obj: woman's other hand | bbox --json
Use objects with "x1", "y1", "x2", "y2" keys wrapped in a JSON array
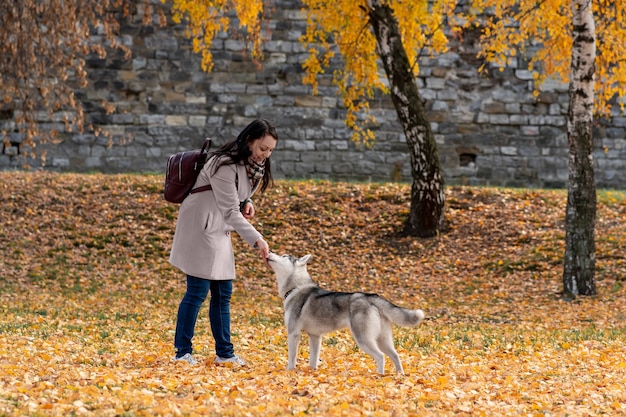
[{"x1": 241, "y1": 201, "x2": 255, "y2": 219}]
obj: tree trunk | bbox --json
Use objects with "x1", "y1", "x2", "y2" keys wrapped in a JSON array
[
  {"x1": 365, "y1": 0, "x2": 445, "y2": 238},
  {"x1": 563, "y1": 0, "x2": 597, "y2": 298}
]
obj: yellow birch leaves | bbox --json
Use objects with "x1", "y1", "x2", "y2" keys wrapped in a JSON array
[
  {"x1": 168, "y1": 0, "x2": 626, "y2": 136},
  {"x1": 169, "y1": 0, "x2": 461, "y2": 146},
  {"x1": 169, "y1": 0, "x2": 265, "y2": 72},
  {"x1": 301, "y1": 0, "x2": 460, "y2": 146},
  {"x1": 472, "y1": 0, "x2": 626, "y2": 115}
]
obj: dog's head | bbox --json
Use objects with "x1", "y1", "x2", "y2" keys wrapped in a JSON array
[
  {"x1": 267, "y1": 253, "x2": 311, "y2": 276},
  {"x1": 267, "y1": 253, "x2": 312, "y2": 291}
]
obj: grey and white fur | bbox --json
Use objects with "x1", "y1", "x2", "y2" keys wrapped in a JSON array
[{"x1": 267, "y1": 253, "x2": 425, "y2": 375}]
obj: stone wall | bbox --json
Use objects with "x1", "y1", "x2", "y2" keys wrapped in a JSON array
[{"x1": 1, "y1": 0, "x2": 625, "y2": 189}]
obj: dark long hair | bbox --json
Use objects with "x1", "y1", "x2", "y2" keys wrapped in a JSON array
[{"x1": 211, "y1": 119, "x2": 278, "y2": 193}]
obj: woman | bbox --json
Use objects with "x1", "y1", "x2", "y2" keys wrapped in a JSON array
[{"x1": 169, "y1": 119, "x2": 277, "y2": 366}]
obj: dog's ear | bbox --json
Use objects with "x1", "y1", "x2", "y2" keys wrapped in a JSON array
[{"x1": 297, "y1": 254, "x2": 311, "y2": 265}]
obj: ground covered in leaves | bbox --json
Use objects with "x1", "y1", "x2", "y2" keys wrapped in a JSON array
[{"x1": 1, "y1": 172, "x2": 625, "y2": 416}]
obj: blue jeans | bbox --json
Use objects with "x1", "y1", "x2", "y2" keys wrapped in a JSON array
[{"x1": 174, "y1": 276, "x2": 235, "y2": 359}]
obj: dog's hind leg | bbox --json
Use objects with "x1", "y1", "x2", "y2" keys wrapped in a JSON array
[
  {"x1": 308, "y1": 334, "x2": 322, "y2": 370},
  {"x1": 378, "y1": 323, "x2": 404, "y2": 375},
  {"x1": 355, "y1": 337, "x2": 386, "y2": 374},
  {"x1": 350, "y1": 309, "x2": 386, "y2": 374},
  {"x1": 287, "y1": 331, "x2": 301, "y2": 370}
]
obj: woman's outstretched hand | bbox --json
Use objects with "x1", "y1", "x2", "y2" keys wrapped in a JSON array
[{"x1": 254, "y1": 238, "x2": 270, "y2": 266}]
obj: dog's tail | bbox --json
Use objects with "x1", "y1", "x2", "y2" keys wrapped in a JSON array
[{"x1": 374, "y1": 297, "x2": 425, "y2": 327}]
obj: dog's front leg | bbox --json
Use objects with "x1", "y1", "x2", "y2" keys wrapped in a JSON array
[
  {"x1": 287, "y1": 331, "x2": 300, "y2": 370},
  {"x1": 308, "y1": 334, "x2": 322, "y2": 370}
]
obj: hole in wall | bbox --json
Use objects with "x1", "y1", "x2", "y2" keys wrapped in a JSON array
[
  {"x1": 2, "y1": 141, "x2": 20, "y2": 156},
  {"x1": 459, "y1": 153, "x2": 476, "y2": 168}
]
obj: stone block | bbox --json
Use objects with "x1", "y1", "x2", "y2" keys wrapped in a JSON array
[
  {"x1": 426, "y1": 78, "x2": 446, "y2": 89},
  {"x1": 521, "y1": 126, "x2": 540, "y2": 136},
  {"x1": 612, "y1": 117, "x2": 626, "y2": 127},
  {"x1": 549, "y1": 103, "x2": 562, "y2": 115},
  {"x1": 77, "y1": 145, "x2": 91, "y2": 157},
  {"x1": 189, "y1": 115, "x2": 206, "y2": 127},
  {"x1": 515, "y1": 69, "x2": 534, "y2": 80},
  {"x1": 247, "y1": 85, "x2": 268, "y2": 94},
  {"x1": 224, "y1": 83, "x2": 247, "y2": 93},
  {"x1": 431, "y1": 100, "x2": 449, "y2": 111},
  {"x1": 527, "y1": 115, "x2": 546, "y2": 125},
  {"x1": 321, "y1": 97, "x2": 337, "y2": 108},
  {"x1": 476, "y1": 112, "x2": 490, "y2": 123},
  {"x1": 110, "y1": 114, "x2": 135, "y2": 124},
  {"x1": 509, "y1": 115, "x2": 529, "y2": 125},
  {"x1": 492, "y1": 89, "x2": 524, "y2": 103},
  {"x1": 539, "y1": 77, "x2": 568, "y2": 92},
  {"x1": 332, "y1": 162, "x2": 355, "y2": 174},
  {"x1": 284, "y1": 85, "x2": 312, "y2": 95},
  {"x1": 490, "y1": 114, "x2": 510, "y2": 125},
  {"x1": 146, "y1": 147, "x2": 161, "y2": 158},
  {"x1": 428, "y1": 111, "x2": 448, "y2": 123},
  {"x1": 217, "y1": 94, "x2": 238, "y2": 104},
  {"x1": 544, "y1": 115, "x2": 567, "y2": 127},
  {"x1": 505, "y1": 103, "x2": 521, "y2": 113},
  {"x1": 225, "y1": 39, "x2": 246, "y2": 51},
  {"x1": 140, "y1": 115, "x2": 165, "y2": 125},
  {"x1": 481, "y1": 100, "x2": 505, "y2": 113},
  {"x1": 186, "y1": 95, "x2": 207, "y2": 104},
  {"x1": 501, "y1": 146, "x2": 518, "y2": 156},
  {"x1": 295, "y1": 96, "x2": 323, "y2": 107},
  {"x1": 518, "y1": 146, "x2": 540, "y2": 157},
  {"x1": 85, "y1": 157, "x2": 103, "y2": 168},
  {"x1": 420, "y1": 89, "x2": 436, "y2": 100},
  {"x1": 330, "y1": 140, "x2": 349, "y2": 150},
  {"x1": 124, "y1": 146, "x2": 141, "y2": 157},
  {"x1": 165, "y1": 115, "x2": 187, "y2": 126},
  {"x1": 283, "y1": 139, "x2": 315, "y2": 151}
]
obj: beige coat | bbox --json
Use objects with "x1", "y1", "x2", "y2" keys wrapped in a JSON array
[{"x1": 169, "y1": 156, "x2": 262, "y2": 280}]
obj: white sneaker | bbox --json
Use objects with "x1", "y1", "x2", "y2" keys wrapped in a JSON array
[
  {"x1": 214, "y1": 355, "x2": 246, "y2": 366},
  {"x1": 173, "y1": 353, "x2": 199, "y2": 365}
]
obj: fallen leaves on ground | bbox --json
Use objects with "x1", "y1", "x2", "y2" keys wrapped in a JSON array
[{"x1": 0, "y1": 172, "x2": 625, "y2": 416}]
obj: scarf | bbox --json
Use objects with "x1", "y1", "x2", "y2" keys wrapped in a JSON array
[{"x1": 246, "y1": 157, "x2": 266, "y2": 187}]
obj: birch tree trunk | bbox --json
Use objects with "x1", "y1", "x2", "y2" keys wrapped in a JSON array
[
  {"x1": 365, "y1": 0, "x2": 445, "y2": 238},
  {"x1": 563, "y1": 0, "x2": 597, "y2": 298}
]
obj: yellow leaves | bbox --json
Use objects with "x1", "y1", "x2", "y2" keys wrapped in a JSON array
[
  {"x1": 392, "y1": 0, "x2": 456, "y2": 67},
  {"x1": 171, "y1": 0, "x2": 228, "y2": 72},
  {"x1": 1, "y1": 173, "x2": 626, "y2": 415},
  {"x1": 300, "y1": 0, "x2": 464, "y2": 145},
  {"x1": 300, "y1": 0, "x2": 384, "y2": 145},
  {"x1": 473, "y1": 0, "x2": 626, "y2": 116},
  {"x1": 170, "y1": 0, "x2": 266, "y2": 72},
  {"x1": 435, "y1": 375, "x2": 449, "y2": 387},
  {"x1": 301, "y1": 50, "x2": 326, "y2": 95},
  {"x1": 233, "y1": 0, "x2": 264, "y2": 57}
]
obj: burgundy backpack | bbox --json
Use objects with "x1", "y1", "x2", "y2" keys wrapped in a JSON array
[{"x1": 164, "y1": 138, "x2": 213, "y2": 203}]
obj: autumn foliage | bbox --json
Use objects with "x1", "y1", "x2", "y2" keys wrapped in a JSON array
[
  {"x1": 1, "y1": 172, "x2": 625, "y2": 416},
  {"x1": 471, "y1": 0, "x2": 626, "y2": 116},
  {"x1": 0, "y1": 0, "x2": 165, "y2": 159}
]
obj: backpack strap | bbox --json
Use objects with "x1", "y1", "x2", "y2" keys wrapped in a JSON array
[
  {"x1": 189, "y1": 166, "x2": 239, "y2": 195},
  {"x1": 189, "y1": 184, "x2": 212, "y2": 195}
]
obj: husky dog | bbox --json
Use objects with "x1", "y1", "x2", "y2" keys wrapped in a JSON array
[{"x1": 267, "y1": 253, "x2": 425, "y2": 375}]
